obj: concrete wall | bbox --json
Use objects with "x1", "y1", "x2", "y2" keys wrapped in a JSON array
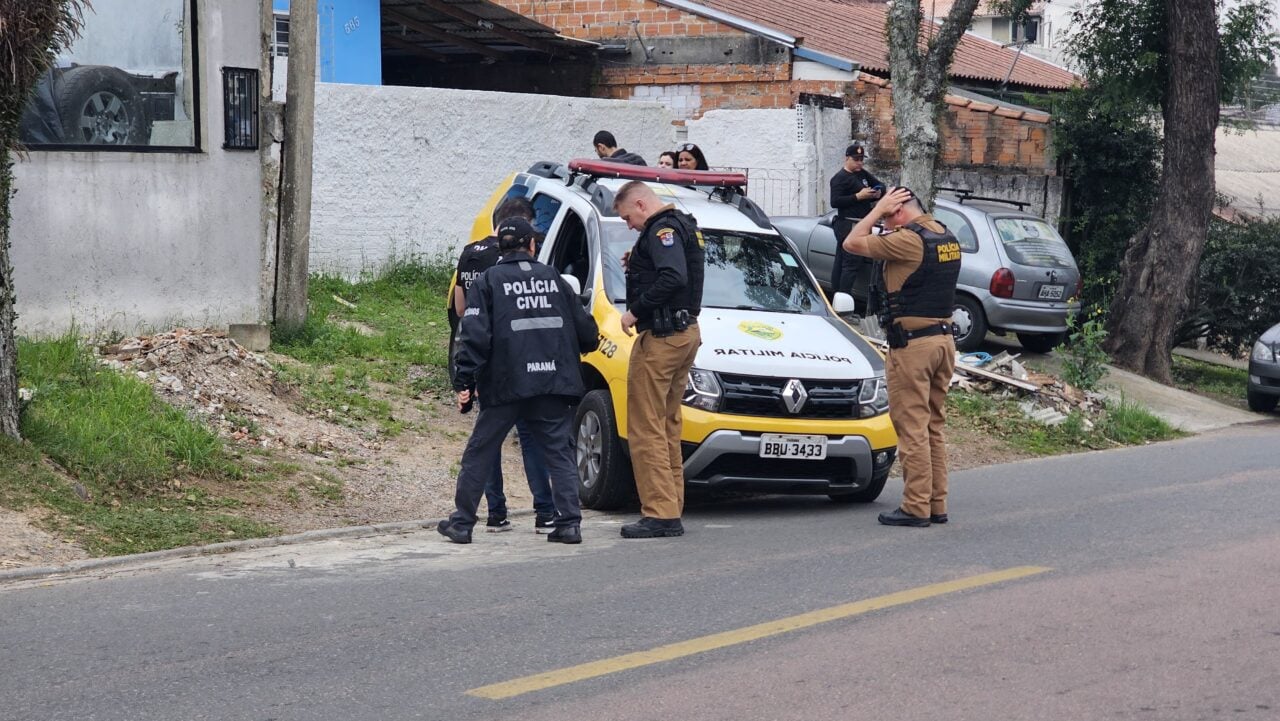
[
  {"x1": 309, "y1": 84, "x2": 676, "y2": 275},
  {"x1": 935, "y1": 169, "x2": 1066, "y2": 223},
  {"x1": 11, "y1": 1, "x2": 266, "y2": 336},
  {"x1": 687, "y1": 106, "x2": 851, "y2": 217}
]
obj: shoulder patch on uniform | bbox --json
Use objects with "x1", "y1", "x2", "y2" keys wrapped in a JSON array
[{"x1": 656, "y1": 227, "x2": 676, "y2": 247}]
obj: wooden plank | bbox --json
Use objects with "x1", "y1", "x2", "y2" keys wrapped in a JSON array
[{"x1": 954, "y1": 361, "x2": 1041, "y2": 392}]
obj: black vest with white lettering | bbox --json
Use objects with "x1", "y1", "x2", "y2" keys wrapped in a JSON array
[{"x1": 885, "y1": 221, "x2": 962, "y2": 321}]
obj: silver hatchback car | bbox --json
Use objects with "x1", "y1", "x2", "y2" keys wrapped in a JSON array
[{"x1": 773, "y1": 195, "x2": 1082, "y2": 352}]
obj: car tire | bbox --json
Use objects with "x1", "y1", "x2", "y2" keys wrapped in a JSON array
[
  {"x1": 1247, "y1": 388, "x2": 1278, "y2": 413},
  {"x1": 1017, "y1": 331, "x2": 1066, "y2": 354},
  {"x1": 575, "y1": 389, "x2": 636, "y2": 510},
  {"x1": 951, "y1": 295, "x2": 988, "y2": 352},
  {"x1": 54, "y1": 65, "x2": 147, "y2": 145},
  {"x1": 827, "y1": 468, "x2": 889, "y2": 504}
]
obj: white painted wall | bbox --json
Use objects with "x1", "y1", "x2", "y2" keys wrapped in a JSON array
[
  {"x1": 309, "y1": 84, "x2": 676, "y2": 275},
  {"x1": 687, "y1": 106, "x2": 850, "y2": 217},
  {"x1": 11, "y1": 0, "x2": 266, "y2": 336}
]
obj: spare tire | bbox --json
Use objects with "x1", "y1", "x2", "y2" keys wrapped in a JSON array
[{"x1": 54, "y1": 65, "x2": 147, "y2": 145}]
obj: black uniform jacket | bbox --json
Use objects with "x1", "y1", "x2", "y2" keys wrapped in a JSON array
[
  {"x1": 830, "y1": 168, "x2": 882, "y2": 220},
  {"x1": 625, "y1": 206, "x2": 705, "y2": 332},
  {"x1": 454, "y1": 252, "x2": 599, "y2": 406},
  {"x1": 607, "y1": 148, "x2": 648, "y2": 166}
]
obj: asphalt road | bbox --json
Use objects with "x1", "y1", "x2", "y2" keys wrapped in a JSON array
[{"x1": 3, "y1": 422, "x2": 1278, "y2": 721}]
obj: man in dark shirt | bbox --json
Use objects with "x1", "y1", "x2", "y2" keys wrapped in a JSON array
[
  {"x1": 829, "y1": 144, "x2": 883, "y2": 297},
  {"x1": 593, "y1": 130, "x2": 647, "y2": 166},
  {"x1": 451, "y1": 197, "x2": 558, "y2": 534}
]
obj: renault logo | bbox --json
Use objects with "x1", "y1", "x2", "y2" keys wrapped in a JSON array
[{"x1": 781, "y1": 379, "x2": 808, "y2": 415}]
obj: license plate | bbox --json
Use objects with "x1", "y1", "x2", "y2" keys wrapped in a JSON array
[
  {"x1": 1038, "y1": 284, "x2": 1065, "y2": 300},
  {"x1": 759, "y1": 434, "x2": 828, "y2": 460}
]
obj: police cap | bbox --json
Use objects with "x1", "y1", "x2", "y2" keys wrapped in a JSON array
[
  {"x1": 496, "y1": 217, "x2": 539, "y2": 251},
  {"x1": 845, "y1": 144, "x2": 866, "y2": 159}
]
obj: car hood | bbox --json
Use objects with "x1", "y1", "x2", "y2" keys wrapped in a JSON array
[{"x1": 694, "y1": 308, "x2": 883, "y2": 379}]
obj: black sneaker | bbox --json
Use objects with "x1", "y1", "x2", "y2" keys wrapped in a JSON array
[
  {"x1": 930, "y1": 513, "x2": 949, "y2": 524},
  {"x1": 486, "y1": 515, "x2": 512, "y2": 532},
  {"x1": 877, "y1": 508, "x2": 930, "y2": 527},
  {"x1": 436, "y1": 519, "x2": 472, "y2": 544},
  {"x1": 547, "y1": 524, "x2": 582, "y2": 544},
  {"x1": 534, "y1": 513, "x2": 556, "y2": 535},
  {"x1": 621, "y1": 517, "x2": 684, "y2": 538}
]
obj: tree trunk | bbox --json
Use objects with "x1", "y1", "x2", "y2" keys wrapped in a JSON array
[
  {"x1": 886, "y1": 0, "x2": 979, "y2": 208},
  {"x1": 0, "y1": 149, "x2": 20, "y2": 439},
  {"x1": 1103, "y1": 0, "x2": 1220, "y2": 383}
]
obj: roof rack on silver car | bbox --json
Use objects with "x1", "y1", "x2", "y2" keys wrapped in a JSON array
[{"x1": 937, "y1": 186, "x2": 1031, "y2": 211}]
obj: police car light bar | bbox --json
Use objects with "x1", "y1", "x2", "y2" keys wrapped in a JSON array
[{"x1": 567, "y1": 159, "x2": 748, "y2": 188}]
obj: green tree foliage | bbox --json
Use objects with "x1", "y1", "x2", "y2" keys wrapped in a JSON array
[
  {"x1": 1183, "y1": 217, "x2": 1280, "y2": 356},
  {"x1": 1069, "y1": 0, "x2": 1279, "y2": 109},
  {"x1": 1052, "y1": 88, "x2": 1161, "y2": 313}
]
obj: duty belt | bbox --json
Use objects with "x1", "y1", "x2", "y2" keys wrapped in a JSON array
[{"x1": 899, "y1": 322, "x2": 955, "y2": 344}]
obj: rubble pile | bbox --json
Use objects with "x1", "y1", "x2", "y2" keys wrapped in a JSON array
[
  {"x1": 952, "y1": 351, "x2": 1107, "y2": 426},
  {"x1": 97, "y1": 329, "x2": 311, "y2": 449}
]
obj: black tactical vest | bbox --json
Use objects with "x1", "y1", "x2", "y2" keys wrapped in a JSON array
[{"x1": 885, "y1": 221, "x2": 962, "y2": 321}]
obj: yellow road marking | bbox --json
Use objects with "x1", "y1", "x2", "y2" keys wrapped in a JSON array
[{"x1": 467, "y1": 565, "x2": 1051, "y2": 700}]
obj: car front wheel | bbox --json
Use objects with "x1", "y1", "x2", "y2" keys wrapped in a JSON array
[
  {"x1": 575, "y1": 389, "x2": 636, "y2": 510},
  {"x1": 951, "y1": 295, "x2": 988, "y2": 352}
]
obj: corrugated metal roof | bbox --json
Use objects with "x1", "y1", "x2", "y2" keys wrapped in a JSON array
[
  {"x1": 686, "y1": 0, "x2": 1078, "y2": 90},
  {"x1": 381, "y1": 0, "x2": 590, "y2": 58},
  {"x1": 1216, "y1": 127, "x2": 1280, "y2": 218}
]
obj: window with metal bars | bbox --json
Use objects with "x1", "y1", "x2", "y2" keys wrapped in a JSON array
[
  {"x1": 221, "y1": 67, "x2": 259, "y2": 150},
  {"x1": 273, "y1": 14, "x2": 290, "y2": 58}
]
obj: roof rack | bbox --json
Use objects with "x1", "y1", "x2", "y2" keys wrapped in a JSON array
[
  {"x1": 937, "y1": 186, "x2": 1030, "y2": 211},
  {"x1": 526, "y1": 161, "x2": 570, "y2": 181}
]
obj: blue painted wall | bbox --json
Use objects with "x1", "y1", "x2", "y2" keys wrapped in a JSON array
[{"x1": 275, "y1": 0, "x2": 382, "y2": 85}]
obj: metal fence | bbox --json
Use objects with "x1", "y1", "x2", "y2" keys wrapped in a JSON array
[{"x1": 717, "y1": 166, "x2": 805, "y2": 218}]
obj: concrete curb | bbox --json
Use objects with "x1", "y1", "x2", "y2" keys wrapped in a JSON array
[{"x1": 0, "y1": 515, "x2": 468, "y2": 584}]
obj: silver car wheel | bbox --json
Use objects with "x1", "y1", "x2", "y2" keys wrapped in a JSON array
[
  {"x1": 577, "y1": 410, "x2": 604, "y2": 489},
  {"x1": 951, "y1": 305, "x2": 974, "y2": 340}
]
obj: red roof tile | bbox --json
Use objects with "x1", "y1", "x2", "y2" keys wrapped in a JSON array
[{"x1": 690, "y1": 0, "x2": 1078, "y2": 90}]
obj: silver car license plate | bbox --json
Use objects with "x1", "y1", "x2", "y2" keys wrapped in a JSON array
[
  {"x1": 1038, "y1": 284, "x2": 1065, "y2": 300},
  {"x1": 759, "y1": 434, "x2": 828, "y2": 460}
]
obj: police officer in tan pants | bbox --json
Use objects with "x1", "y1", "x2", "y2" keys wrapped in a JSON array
[
  {"x1": 843, "y1": 188, "x2": 961, "y2": 527},
  {"x1": 614, "y1": 181, "x2": 705, "y2": 539}
]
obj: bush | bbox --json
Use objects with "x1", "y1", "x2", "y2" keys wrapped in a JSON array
[
  {"x1": 1062, "y1": 309, "x2": 1110, "y2": 390},
  {"x1": 1181, "y1": 216, "x2": 1280, "y2": 356}
]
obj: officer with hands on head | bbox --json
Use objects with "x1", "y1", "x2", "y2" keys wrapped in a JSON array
[
  {"x1": 614, "y1": 181, "x2": 705, "y2": 539},
  {"x1": 438, "y1": 218, "x2": 599, "y2": 545},
  {"x1": 829, "y1": 144, "x2": 883, "y2": 297},
  {"x1": 843, "y1": 187, "x2": 961, "y2": 528}
]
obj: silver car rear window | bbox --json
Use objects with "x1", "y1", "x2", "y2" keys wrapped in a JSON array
[{"x1": 993, "y1": 218, "x2": 1074, "y2": 269}]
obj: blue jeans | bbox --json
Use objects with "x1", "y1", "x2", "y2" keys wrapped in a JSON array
[{"x1": 482, "y1": 418, "x2": 556, "y2": 518}]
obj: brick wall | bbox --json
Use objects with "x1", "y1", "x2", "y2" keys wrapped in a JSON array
[
  {"x1": 852, "y1": 75, "x2": 1054, "y2": 173},
  {"x1": 495, "y1": 0, "x2": 740, "y2": 41}
]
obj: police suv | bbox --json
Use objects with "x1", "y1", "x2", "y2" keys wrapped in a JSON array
[{"x1": 468, "y1": 160, "x2": 899, "y2": 509}]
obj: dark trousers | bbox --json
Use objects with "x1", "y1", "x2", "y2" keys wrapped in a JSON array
[
  {"x1": 450, "y1": 396, "x2": 582, "y2": 530},
  {"x1": 831, "y1": 217, "x2": 866, "y2": 296},
  {"x1": 480, "y1": 420, "x2": 555, "y2": 518}
]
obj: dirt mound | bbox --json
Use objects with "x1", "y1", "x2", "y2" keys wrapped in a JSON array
[{"x1": 97, "y1": 329, "x2": 358, "y2": 454}]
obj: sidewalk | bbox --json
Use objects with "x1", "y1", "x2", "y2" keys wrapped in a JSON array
[
  {"x1": 1018, "y1": 346, "x2": 1261, "y2": 433},
  {"x1": 1172, "y1": 346, "x2": 1249, "y2": 370}
]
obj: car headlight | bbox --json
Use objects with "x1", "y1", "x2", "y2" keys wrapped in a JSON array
[
  {"x1": 1252, "y1": 341, "x2": 1276, "y2": 363},
  {"x1": 858, "y1": 376, "x2": 889, "y2": 417},
  {"x1": 683, "y1": 368, "x2": 722, "y2": 412}
]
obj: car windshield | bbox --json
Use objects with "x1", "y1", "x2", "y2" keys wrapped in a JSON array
[
  {"x1": 602, "y1": 225, "x2": 827, "y2": 315},
  {"x1": 992, "y1": 217, "x2": 1075, "y2": 269}
]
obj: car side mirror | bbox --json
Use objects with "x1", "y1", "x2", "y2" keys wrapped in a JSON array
[
  {"x1": 832, "y1": 292, "x2": 856, "y2": 314},
  {"x1": 818, "y1": 215, "x2": 834, "y2": 228},
  {"x1": 560, "y1": 274, "x2": 582, "y2": 296}
]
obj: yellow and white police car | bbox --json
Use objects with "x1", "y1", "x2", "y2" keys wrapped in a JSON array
[{"x1": 465, "y1": 160, "x2": 898, "y2": 509}]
